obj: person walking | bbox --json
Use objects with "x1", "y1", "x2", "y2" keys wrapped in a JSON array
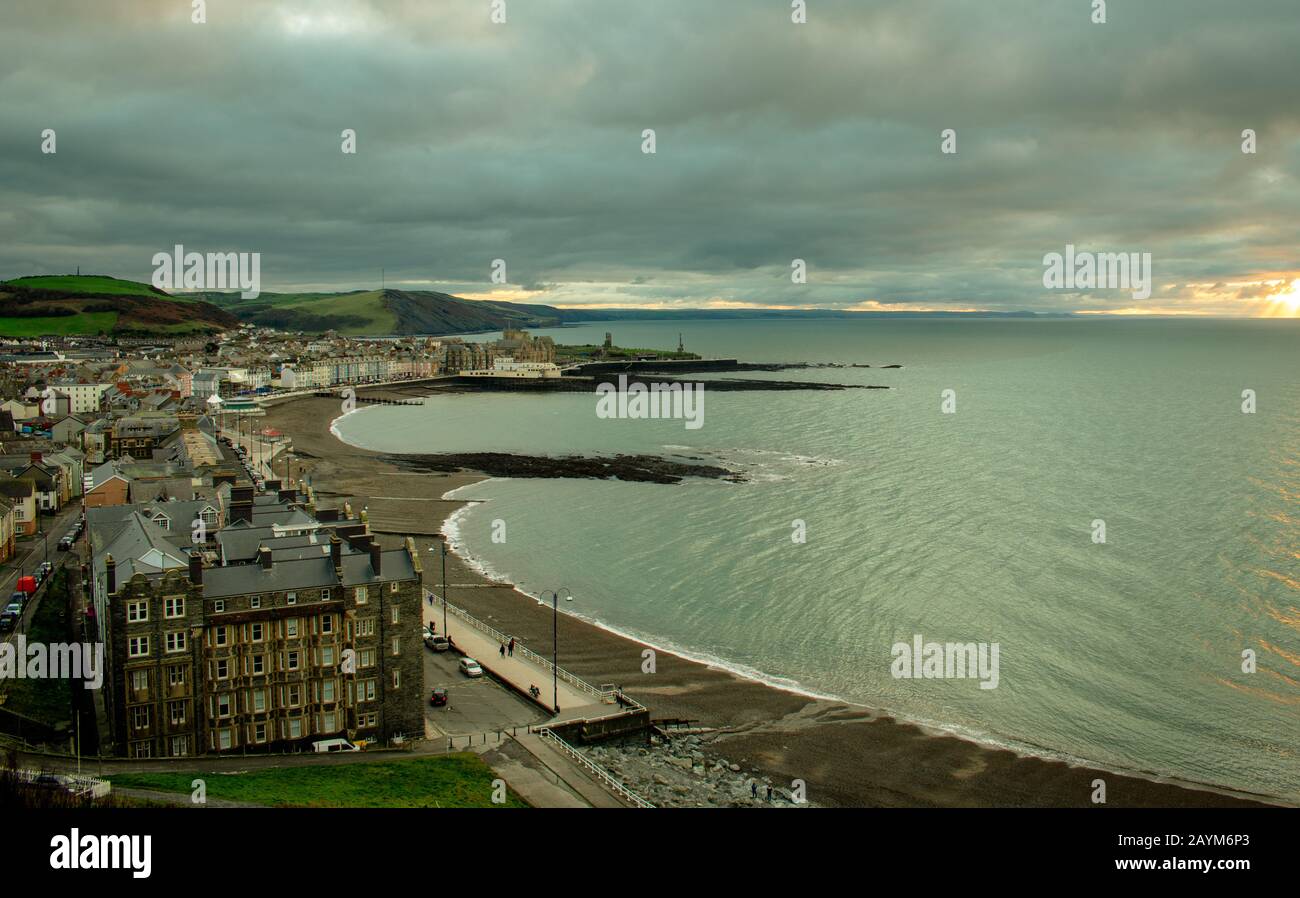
[
  {"x1": 507, "y1": 637, "x2": 515, "y2": 657},
  {"x1": 499, "y1": 642, "x2": 506, "y2": 658},
  {"x1": 750, "y1": 781, "x2": 758, "y2": 799},
  {"x1": 765, "y1": 784, "x2": 773, "y2": 802}
]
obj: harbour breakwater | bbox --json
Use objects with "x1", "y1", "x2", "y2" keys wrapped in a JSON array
[{"x1": 430, "y1": 374, "x2": 884, "y2": 394}]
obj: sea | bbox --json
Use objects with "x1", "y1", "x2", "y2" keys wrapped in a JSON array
[{"x1": 334, "y1": 317, "x2": 1300, "y2": 801}]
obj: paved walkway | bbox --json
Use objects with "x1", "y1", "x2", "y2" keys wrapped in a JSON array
[
  {"x1": 425, "y1": 603, "x2": 604, "y2": 718},
  {"x1": 481, "y1": 739, "x2": 591, "y2": 808},
  {"x1": 510, "y1": 732, "x2": 628, "y2": 808}
]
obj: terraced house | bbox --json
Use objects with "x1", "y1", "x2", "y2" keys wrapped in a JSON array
[{"x1": 99, "y1": 496, "x2": 425, "y2": 758}]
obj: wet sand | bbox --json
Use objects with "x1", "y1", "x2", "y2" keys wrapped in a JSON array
[{"x1": 264, "y1": 393, "x2": 1280, "y2": 808}]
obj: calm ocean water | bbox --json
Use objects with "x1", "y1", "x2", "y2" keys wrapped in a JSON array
[{"x1": 337, "y1": 318, "x2": 1300, "y2": 800}]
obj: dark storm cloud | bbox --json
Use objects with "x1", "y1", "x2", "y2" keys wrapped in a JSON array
[{"x1": 2, "y1": 0, "x2": 1298, "y2": 314}]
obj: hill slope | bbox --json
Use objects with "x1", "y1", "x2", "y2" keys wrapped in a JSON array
[
  {"x1": 0, "y1": 275, "x2": 238, "y2": 337},
  {"x1": 200, "y1": 287, "x2": 566, "y2": 336}
]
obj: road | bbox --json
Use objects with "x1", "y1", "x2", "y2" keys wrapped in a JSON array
[
  {"x1": 217, "y1": 416, "x2": 287, "y2": 482},
  {"x1": 1, "y1": 503, "x2": 82, "y2": 640},
  {"x1": 422, "y1": 644, "x2": 547, "y2": 739}
]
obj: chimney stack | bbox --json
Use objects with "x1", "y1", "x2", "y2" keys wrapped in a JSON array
[
  {"x1": 230, "y1": 502, "x2": 253, "y2": 524},
  {"x1": 369, "y1": 542, "x2": 382, "y2": 576},
  {"x1": 258, "y1": 545, "x2": 273, "y2": 570},
  {"x1": 405, "y1": 536, "x2": 422, "y2": 574},
  {"x1": 30, "y1": 451, "x2": 42, "y2": 464},
  {"x1": 105, "y1": 554, "x2": 116, "y2": 594},
  {"x1": 265, "y1": 479, "x2": 281, "y2": 492},
  {"x1": 329, "y1": 533, "x2": 342, "y2": 571},
  {"x1": 189, "y1": 551, "x2": 203, "y2": 585}
]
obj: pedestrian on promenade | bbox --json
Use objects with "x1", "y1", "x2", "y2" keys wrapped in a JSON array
[
  {"x1": 751, "y1": 781, "x2": 758, "y2": 799},
  {"x1": 765, "y1": 784, "x2": 773, "y2": 802},
  {"x1": 508, "y1": 637, "x2": 515, "y2": 657},
  {"x1": 499, "y1": 642, "x2": 506, "y2": 658}
]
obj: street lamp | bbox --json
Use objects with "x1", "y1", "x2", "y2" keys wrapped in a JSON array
[
  {"x1": 540, "y1": 587, "x2": 572, "y2": 714},
  {"x1": 428, "y1": 540, "x2": 449, "y2": 637}
]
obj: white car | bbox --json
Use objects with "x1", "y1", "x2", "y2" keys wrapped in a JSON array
[{"x1": 459, "y1": 658, "x2": 484, "y2": 678}]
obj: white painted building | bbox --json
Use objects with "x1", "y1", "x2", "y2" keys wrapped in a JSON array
[
  {"x1": 52, "y1": 382, "x2": 110, "y2": 415},
  {"x1": 460, "y1": 357, "x2": 561, "y2": 379}
]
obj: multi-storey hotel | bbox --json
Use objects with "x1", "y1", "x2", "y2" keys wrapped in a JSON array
[{"x1": 93, "y1": 486, "x2": 426, "y2": 758}]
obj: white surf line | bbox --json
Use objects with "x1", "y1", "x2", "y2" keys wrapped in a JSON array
[{"x1": 366, "y1": 496, "x2": 450, "y2": 501}]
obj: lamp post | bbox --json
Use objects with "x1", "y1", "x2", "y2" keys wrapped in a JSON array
[
  {"x1": 540, "y1": 587, "x2": 572, "y2": 714},
  {"x1": 427, "y1": 540, "x2": 449, "y2": 637}
]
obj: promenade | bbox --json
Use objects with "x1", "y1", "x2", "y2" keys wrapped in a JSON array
[{"x1": 424, "y1": 593, "x2": 605, "y2": 718}]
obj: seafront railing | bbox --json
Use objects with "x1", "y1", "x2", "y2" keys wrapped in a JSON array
[
  {"x1": 6, "y1": 769, "x2": 111, "y2": 800},
  {"x1": 534, "y1": 726, "x2": 654, "y2": 809},
  {"x1": 439, "y1": 597, "x2": 645, "y2": 712}
]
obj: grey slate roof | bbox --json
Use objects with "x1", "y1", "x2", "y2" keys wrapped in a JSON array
[
  {"x1": 90, "y1": 511, "x2": 190, "y2": 586},
  {"x1": 202, "y1": 556, "x2": 339, "y2": 598}
]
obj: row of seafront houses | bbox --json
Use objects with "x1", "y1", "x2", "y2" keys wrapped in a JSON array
[{"x1": 0, "y1": 329, "x2": 561, "y2": 575}]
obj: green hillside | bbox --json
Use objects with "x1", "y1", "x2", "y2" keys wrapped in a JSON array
[
  {"x1": 200, "y1": 287, "x2": 565, "y2": 336},
  {"x1": 6, "y1": 274, "x2": 168, "y2": 298},
  {"x1": 0, "y1": 274, "x2": 237, "y2": 336}
]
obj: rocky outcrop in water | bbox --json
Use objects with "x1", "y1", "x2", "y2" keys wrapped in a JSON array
[{"x1": 386, "y1": 452, "x2": 744, "y2": 484}]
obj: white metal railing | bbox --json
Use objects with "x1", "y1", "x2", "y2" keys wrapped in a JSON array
[
  {"x1": 534, "y1": 727, "x2": 653, "y2": 809},
  {"x1": 8, "y1": 769, "x2": 111, "y2": 799}
]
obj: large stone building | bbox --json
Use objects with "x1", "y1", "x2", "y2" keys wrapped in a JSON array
[{"x1": 95, "y1": 489, "x2": 426, "y2": 758}]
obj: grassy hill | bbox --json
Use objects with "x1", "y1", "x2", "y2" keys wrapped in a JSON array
[
  {"x1": 0, "y1": 274, "x2": 238, "y2": 337},
  {"x1": 6, "y1": 274, "x2": 171, "y2": 298},
  {"x1": 201, "y1": 287, "x2": 567, "y2": 336}
]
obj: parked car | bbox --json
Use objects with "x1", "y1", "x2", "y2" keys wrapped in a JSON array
[
  {"x1": 8, "y1": 592, "x2": 25, "y2": 609},
  {"x1": 0, "y1": 612, "x2": 16, "y2": 633},
  {"x1": 429, "y1": 635, "x2": 450, "y2": 652},
  {"x1": 430, "y1": 688, "x2": 448, "y2": 707},
  {"x1": 459, "y1": 658, "x2": 483, "y2": 677},
  {"x1": 311, "y1": 738, "x2": 360, "y2": 753},
  {"x1": 38, "y1": 562, "x2": 53, "y2": 577},
  {"x1": 29, "y1": 774, "x2": 74, "y2": 794},
  {"x1": 57, "y1": 537, "x2": 71, "y2": 551}
]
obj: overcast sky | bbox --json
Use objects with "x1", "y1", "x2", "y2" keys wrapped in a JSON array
[{"x1": 3, "y1": 0, "x2": 1299, "y2": 315}]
